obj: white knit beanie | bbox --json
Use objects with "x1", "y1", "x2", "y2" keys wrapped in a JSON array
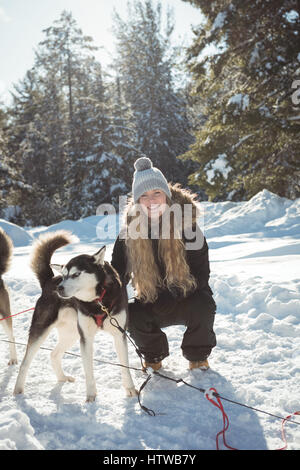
[{"x1": 132, "y1": 157, "x2": 171, "y2": 203}]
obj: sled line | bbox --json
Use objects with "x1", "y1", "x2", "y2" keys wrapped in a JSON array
[
  {"x1": 1, "y1": 337, "x2": 300, "y2": 428},
  {"x1": 0, "y1": 307, "x2": 35, "y2": 321}
]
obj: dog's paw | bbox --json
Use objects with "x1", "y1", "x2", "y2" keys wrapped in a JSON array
[
  {"x1": 86, "y1": 394, "x2": 97, "y2": 403},
  {"x1": 125, "y1": 387, "x2": 138, "y2": 397},
  {"x1": 8, "y1": 358, "x2": 18, "y2": 366},
  {"x1": 58, "y1": 375, "x2": 75, "y2": 383},
  {"x1": 13, "y1": 386, "x2": 24, "y2": 395}
]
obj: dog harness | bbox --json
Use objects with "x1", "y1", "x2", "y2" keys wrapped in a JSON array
[
  {"x1": 94, "y1": 311, "x2": 107, "y2": 328},
  {"x1": 94, "y1": 286, "x2": 114, "y2": 328}
]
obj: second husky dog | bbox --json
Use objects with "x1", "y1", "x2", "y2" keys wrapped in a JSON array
[
  {"x1": 0, "y1": 227, "x2": 17, "y2": 365},
  {"x1": 14, "y1": 230, "x2": 136, "y2": 402}
]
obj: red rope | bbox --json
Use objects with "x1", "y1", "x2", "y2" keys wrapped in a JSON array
[
  {"x1": 277, "y1": 411, "x2": 300, "y2": 451},
  {"x1": 205, "y1": 387, "x2": 237, "y2": 450},
  {"x1": 0, "y1": 287, "x2": 107, "y2": 323},
  {"x1": 206, "y1": 387, "x2": 300, "y2": 451},
  {"x1": 0, "y1": 307, "x2": 34, "y2": 321}
]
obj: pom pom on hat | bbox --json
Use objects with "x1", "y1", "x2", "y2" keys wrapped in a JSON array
[
  {"x1": 132, "y1": 156, "x2": 171, "y2": 202},
  {"x1": 134, "y1": 156, "x2": 153, "y2": 172}
]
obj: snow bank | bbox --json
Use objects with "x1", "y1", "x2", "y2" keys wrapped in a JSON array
[
  {"x1": 203, "y1": 189, "x2": 297, "y2": 237},
  {"x1": 0, "y1": 408, "x2": 43, "y2": 450},
  {"x1": 1, "y1": 189, "x2": 298, "y2": 245},
  {"x1": 29, "y1": 214, "x2": 120, "y2": 244},
  {"x1": 33, "y1": 219, "x2": 98, "y2": 241},
  {"x1": 0, "y1": 219, "x2": 33, "y2": 247}
]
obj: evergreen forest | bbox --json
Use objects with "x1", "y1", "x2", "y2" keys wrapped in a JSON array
[{"x1": 0, "y1": 0, "x2": 299, "y2": 226}]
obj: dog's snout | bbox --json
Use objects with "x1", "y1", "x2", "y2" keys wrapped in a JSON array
[{"x1": 57, "y1": 284, "x2": 64, "y2": 294}]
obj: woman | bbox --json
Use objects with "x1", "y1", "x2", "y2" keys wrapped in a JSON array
[{"x1": 111, "y1": 156, "x2": 216, "y2": 371}]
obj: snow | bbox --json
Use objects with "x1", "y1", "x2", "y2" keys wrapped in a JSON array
[
  {"x1": 205, "y1": 153, "x2": 231, "y2": 183},
  {"x1": 206, "y1": 10, "x2": 228, "y2": 38},
  {"x1": 227, "y1": 93, "x2": 250, "y2": 113},
  {"x1": 288, "y1": 115, "x2": 300, "y2": 121},
  {"x1": 0, "y1": 219, "x2": 33, "y2": 247},
  {"x1": 0, "y1": 189, "x2": 299, "y2": 450},
  {"x1": 249, "y1": 44, "x2": 260, "y2": 65}
]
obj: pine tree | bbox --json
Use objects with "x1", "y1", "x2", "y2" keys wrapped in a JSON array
[
  {"x1": 67, "y1": 61, "x2": 127, "y2": 217},
  {"x1": 7, "y1": 11, "x2": 130, "y2": 223},
  {"x1": 35, "y1": 10, "x2": 98, "y2": 218},
  {"x1": 7, "y1": 67, "x2": 67, "y2": 225},
  {"x1": 112, "y1": 0, "x2": 194, "y2": 186},
  {"x1": 0, "y1": 104, "x2": 33, "y2": 221},
  {"x1": 181, "y1": 0, "x2": 300, "y2": 200},
  {"x1": 30, "y1": 11, "x2": 133, "y2": 218},
  {"x1": 0, "y1": 108, "x2": 14, "y2": 216},
  {"x1": 107, "y1": 75, "x2": 139, "y2": 198}
]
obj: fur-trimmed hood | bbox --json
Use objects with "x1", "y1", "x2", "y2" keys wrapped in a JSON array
[
  {"x1": 168, "y1": 183, "x2": 201, "y2": 228},
  {"x1": 122, "y1": 183, "x2": 202, "y2": 229}
]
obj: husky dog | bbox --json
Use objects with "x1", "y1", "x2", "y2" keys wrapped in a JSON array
[
  {"x1": 0, "y1": 228, "x2": 17, "y2": 365},
  {"x1": 14, "y1": 231, "x2": 137, "y2": 402}
]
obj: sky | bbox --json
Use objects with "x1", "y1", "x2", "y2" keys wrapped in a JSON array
[{"x1": 0, "y1": 0, "x2": 204, "y2": 105}]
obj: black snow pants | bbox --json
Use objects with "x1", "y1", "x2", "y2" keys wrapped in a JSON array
[{"x1": 128, "y1": 288, "x2": 217, "y2": 364}]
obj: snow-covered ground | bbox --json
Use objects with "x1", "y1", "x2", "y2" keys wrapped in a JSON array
[{"x1": 0, "y1": 189, "x2": 299, "y2": 450}]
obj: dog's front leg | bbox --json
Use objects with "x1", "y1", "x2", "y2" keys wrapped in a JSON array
[
  {"x1": 103, "y1": 312, "x2": 137, "y2": 397},
  {"x1": 78, "y1": 312, "x2": 98, "y2": 402},
  {"x1": 113, "y1": 331, "x2": 137, "y2": 397}
]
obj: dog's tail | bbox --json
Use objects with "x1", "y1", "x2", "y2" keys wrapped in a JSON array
[
  {"x1": 31, "y1": 230, "x2": 78, "y2": 288},
  {"x1": 0, "y1": 228, "x2": 13, "y2": 278}
]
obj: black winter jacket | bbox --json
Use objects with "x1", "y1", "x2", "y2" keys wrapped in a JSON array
[{"x1": 111, "y1": 225, "x2": 213, "y2": 313}]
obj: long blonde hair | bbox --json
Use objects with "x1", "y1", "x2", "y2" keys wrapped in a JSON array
[{"x1": 124, "y1": 196, "x2": 197, "y2": 303}]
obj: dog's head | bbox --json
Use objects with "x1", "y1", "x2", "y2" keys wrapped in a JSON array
[{"x1": 52, "y1": 246, "x2": 112, "y2": 302}]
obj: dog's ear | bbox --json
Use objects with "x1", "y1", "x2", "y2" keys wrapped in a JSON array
[
  {"x1": 51, "y1": 264, "x2": 64, "y2": 274},
  {"x1": 93, "y1": 246, "x2": 106, "y2": 265}
]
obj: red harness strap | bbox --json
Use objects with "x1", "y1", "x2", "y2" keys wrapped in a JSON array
[
  {"x1": 94, "y1": 287, "x2": 108, "y2": 328},
  {"x1": 97, "y1": 287, "x2": 107, "y2": 303},
  {"x1": 94, "y1": 312, "x2": 107, "y2": 328}
]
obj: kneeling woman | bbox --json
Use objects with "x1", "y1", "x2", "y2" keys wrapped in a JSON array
[{"x1": 111, "y1": 157, "x2": 216, "y2": 371}]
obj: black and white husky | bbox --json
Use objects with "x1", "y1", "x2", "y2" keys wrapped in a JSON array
[
  {"x1": 14, "y1": 231, "x2": 137, "y2": 402},
  {"x1": 0, "y1": 228, "x2": 17, "y2": 366}
]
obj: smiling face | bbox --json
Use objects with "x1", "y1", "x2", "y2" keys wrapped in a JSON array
[{"x1": 139, "y1": 189, "x2": 167, "y2": 219}]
